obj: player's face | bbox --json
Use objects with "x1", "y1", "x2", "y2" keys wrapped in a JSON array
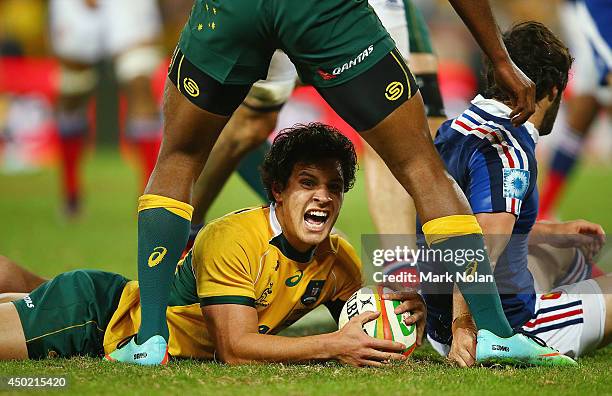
[{"x1": 274, "y1": 160, "x2": 344, "y2": 252}]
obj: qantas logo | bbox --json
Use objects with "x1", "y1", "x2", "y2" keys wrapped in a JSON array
[
  {"x1": 317, "y1": 69, "x2": 337, "y2": 80},
  {"x1": 329, "y1": 45, "x2": 374, "y2": 77}
]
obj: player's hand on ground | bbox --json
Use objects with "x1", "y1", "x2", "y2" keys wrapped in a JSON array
[
  {"x1": 333, "y1": 311, "x2": 407, "y2": 367},
  {"x1": 382, "y1": 291, "x2": 426, "y2": 346},
  {"x1": 448, "y1": 327, "x2": 477, "y2": 368},
  {"x1": 493, "y1": 59, "x2": 535, "y2": 126}
]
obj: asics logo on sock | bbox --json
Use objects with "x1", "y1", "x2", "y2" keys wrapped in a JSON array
[
  {"x1": 148, "y1": 247, "x2": 168, "y2": 268},
  {"x1": 464, "y1": 260, "x2": 478, "y2": 277},
  {"x1": 134, "y1": 352, "x2": 148, "y2": 360},
  {"x1": 492, "y1": 345, "x2": 509, "y2": 352}
]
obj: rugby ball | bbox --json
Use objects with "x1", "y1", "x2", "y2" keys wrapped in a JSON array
[{"x1": 338, "y1": 286, "x2": 417, "y2": 357}]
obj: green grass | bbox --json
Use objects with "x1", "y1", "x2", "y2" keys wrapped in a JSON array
[{"x1": 0, "y1": 149, "x2": 610, "y2": 395}]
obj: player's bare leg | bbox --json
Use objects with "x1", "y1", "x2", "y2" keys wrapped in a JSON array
[
  {"x1": 361, "y1": 92, "x2": 469, "y2": 222},
  {"x1": 132, "y1": 80, "x2": 231, "y2": 344},
  {"x1": 363, "y1": 52, "x2": 444, "y2": 239},
  {"x1": 192, "y1": 105, "x2": 277, "y2": 223},
  {"x1": 0, "y1": 302, "x2": 28, "y2": 360}
]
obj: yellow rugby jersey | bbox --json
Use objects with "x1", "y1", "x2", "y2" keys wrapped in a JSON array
[{"x1": 103, "y1": 205, "x2": 362, "y2": 359}]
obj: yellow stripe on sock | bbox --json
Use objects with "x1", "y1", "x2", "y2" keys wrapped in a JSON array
[
  {"x1": 422, "y1": 215, "x2": 482, "y2": 246},
  {"x1": 138, "y1": 194, "x2": 194, "y2": 221}
]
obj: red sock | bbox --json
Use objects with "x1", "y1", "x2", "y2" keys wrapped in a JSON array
[
  {"x1": 58, "y1": 135, "x2": 85, "y2": 204},
  {"x1": 538, "y1": 171, "x2": 566, "y2": 220}
]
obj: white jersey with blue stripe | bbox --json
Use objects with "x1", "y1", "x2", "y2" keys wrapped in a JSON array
[{"x1": 419, "y1": 95, "x2": 540, "y2": 343}]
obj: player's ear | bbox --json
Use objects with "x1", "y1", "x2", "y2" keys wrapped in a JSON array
[{"x1": 272, "y1": 182, "x2": 283, "y2": 203}]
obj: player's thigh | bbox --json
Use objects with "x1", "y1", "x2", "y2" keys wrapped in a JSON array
[
  {"x1": 0, "y1": 302, "x2": 27, "y2": 360},
  {"x1": 12, "y1": 270, "x2": 128, "y2": 359},
  {"x1": 49, "y1": 0, "x2": 103, "y2": 64},
  {"x1": 162, "y1": 50, "x2": 253, "y2": 149}
]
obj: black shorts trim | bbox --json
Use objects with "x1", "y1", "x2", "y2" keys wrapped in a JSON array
[{"x1": 168, "y1": 47, "x2": 252, "y2": 116}]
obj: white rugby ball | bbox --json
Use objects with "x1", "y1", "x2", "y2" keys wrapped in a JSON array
[{"x1": 338, "y1": 286, "x2": 417, "y2": 357}]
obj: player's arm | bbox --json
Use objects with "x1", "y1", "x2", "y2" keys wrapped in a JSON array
[
  {"x1": 202, "y1": 304, "x2": 407, "y2": 367},
  {"x1": 447, "y1": 0, "x2": 535, "y2": 125},
  {"x1": 527, "y1": 220, "x2": 605, "y2": 263}
]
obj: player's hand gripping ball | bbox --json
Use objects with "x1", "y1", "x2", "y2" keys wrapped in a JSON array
[{"x1": 338, "y1": 286, "x2": 417, "y2": 357}]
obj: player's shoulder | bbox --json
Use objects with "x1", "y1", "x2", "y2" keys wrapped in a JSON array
[{"x1": 197, "y1": 206, "x2": 271, "y2": 248}]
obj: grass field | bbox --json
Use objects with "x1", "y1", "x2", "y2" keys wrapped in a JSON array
[{"x1": 0, "y1": 149, "x2": 610, "y2": 395}]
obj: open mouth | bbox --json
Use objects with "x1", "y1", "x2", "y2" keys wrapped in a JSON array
[{"x1": 304, "y1": 209, "x2": 329, "y2": 231}]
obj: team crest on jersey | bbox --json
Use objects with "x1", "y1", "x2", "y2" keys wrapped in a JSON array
[
  {"x1": 502, "y1": 168, "x2": 530, "y2": 200},
  {"x1": 255, "y1": 281, "x2": 274, "y2": 307},
  {"x1": 301, "y1": 280, "x2": 325, "y2": 306}
]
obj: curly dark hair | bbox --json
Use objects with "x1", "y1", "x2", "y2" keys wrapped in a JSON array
[
  {"x1": 485, "y1": 21, "x2": 573, "y2": 102},
  {"x1": 261, "y1": 123, "x2": 358, "y2": 202}
]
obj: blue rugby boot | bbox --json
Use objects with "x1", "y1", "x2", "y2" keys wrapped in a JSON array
[
  {"x1": 476, "y1": 329, "x2": 577, "y2": 367},
  {"x1": 104, "y1": 335, "x2": 169, "y2": 365}
]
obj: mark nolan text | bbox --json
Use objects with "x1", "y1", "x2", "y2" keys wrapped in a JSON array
[{"x1": 373, "y1": 271, "x2": 494, "y2": 284}]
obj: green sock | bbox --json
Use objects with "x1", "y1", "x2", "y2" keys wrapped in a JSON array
[
  {"x1": 237, "y1": 141, "x2": 269, "y2": 202},
  {"x1": 423, "y1": 215, "x2": 513, "y2": 337},
  {"x1": 136, "y1": 194, "x2": 193, "y2": 343}
]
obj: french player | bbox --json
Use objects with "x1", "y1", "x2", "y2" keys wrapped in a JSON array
[{"x1": 418, "y1": 22, "x2": 611, "y2": 367}]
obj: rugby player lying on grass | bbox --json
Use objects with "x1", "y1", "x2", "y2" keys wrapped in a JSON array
[
  {"x1": 0, "y1": 124, "x2": 425, "y2": 367},
  {"x1": 416, "y1": 22, "x2": 611, "y2": 367}
]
